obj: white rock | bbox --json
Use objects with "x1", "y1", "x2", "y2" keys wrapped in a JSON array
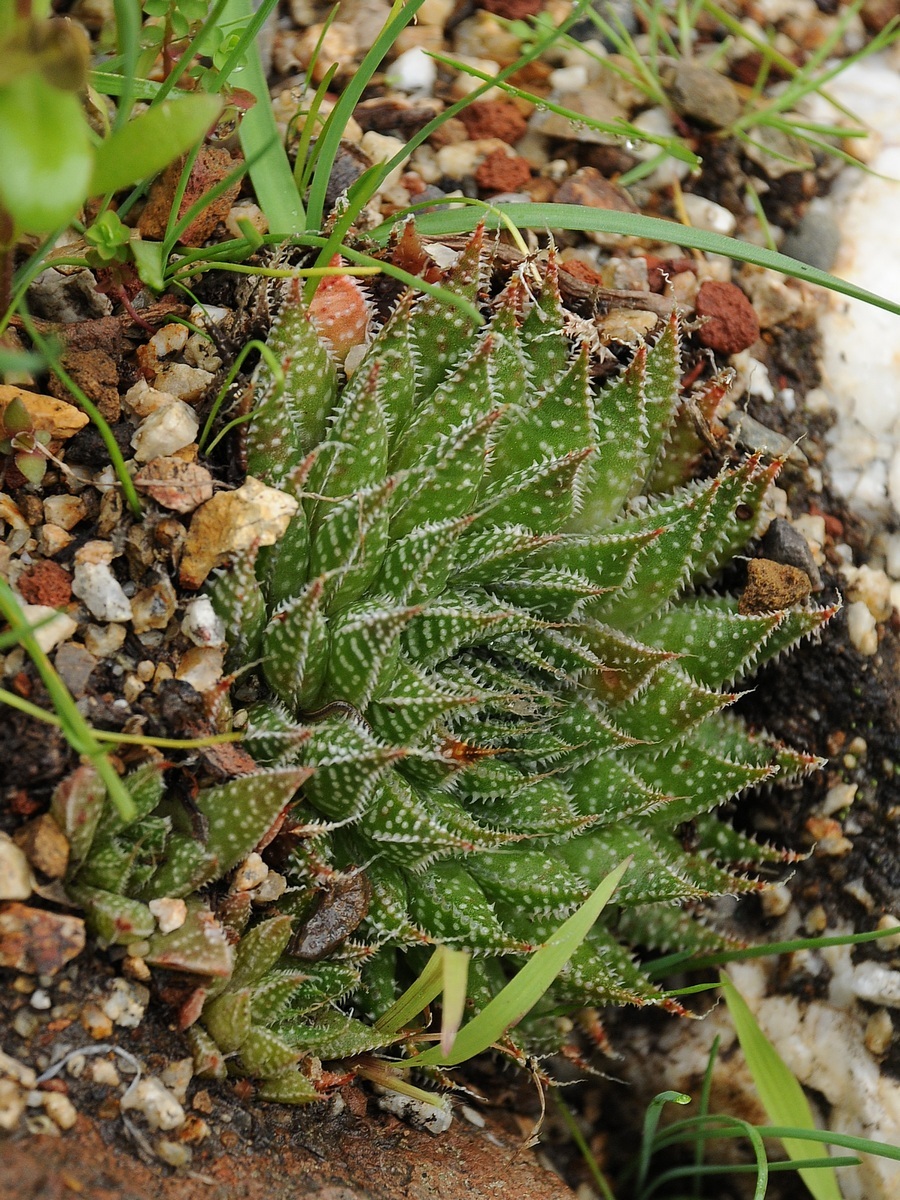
[
  {"x1": 231, "y1": 853, "x2": 268, "y2": 893},
  {"x1": 148, "y1": 323, "x2": 189, "y2": 359},
  {"x1": 148, "y1": 897, "x2": 187, "y2": 935},
  {"x1": 251, "y1": 870, "x2": 287, "y2": 904},
  {"x1": 71, "y1": 563, "x2": 132, "y2": 623},
  {"x1": 102, "y1": 977, "x2": 149, "y2": 1028},
  {"x1": 813, "y1": 57, "x2": 900, "y2": 519},
  {"x1": 450, "y1": 56, "x2": 501, "y2": 101},
  {"x1": 876, "y1": 915, "x2": 900, "y2": 951},
  {"x1": 42, "y1": 494, "x2": 87, "y2": 531},
  {"x1": 122, "y1": 379, "x2": 178, "y2": 419},
  {"x1": 847, "y1": 563, "x2": 893, "y2": 621},
  {"x1": 821, "y1": 782, "x2": 858, "y2": 817},
  {"x1": 159, "y1": 1058, "x2": 193, "y2": 1105},
  {"x1": 0, "y1": 1080, "x2": 26, "y2": 1132},
  {"x1": 120, "y1": 1077, "x2": 185, "y2": 1131},
  {"x1": 181, "y1": 597, "x2": 226, "y2": 648},
  {"x1": 389, "y1": 46, "x2": 437, "y2": 93},
  {"x1": 846, "y1": 599, "x2": 878, "y2": 655},
  {"x1": 42, "y1": 1091, "x2": 77, "y2": 1130},
  {"x1": 853, "y1": 961, "x2": 900, "y2": 1008},
  {"x1": 760, "y1": 882, "x2": 792, "y2": 918},
  {"x1": 16, "y1": 604, "x2": 77, "y2": 654},
  {"x1": 174, "y1": 646, "x2": 224, "y2": 693},
  {"x1": 630, "y1": 109, "x2": 692, "y2": 184},
  {"x1": 131, "y1": 402, "x2": 199, "y2": 462},
  {"x1": 548, "y1": 65, "x2": 589, "y2": 93},
  {"x1": 0, "y1": 1051, "x2": 37, "y2": 1089},
  {"x1": 681, "y1": 193, "x2": 736, "y2": 235},
  {"x1": 90, "y1": 1059, "x2": 120, "y2": 1087},
  {"x1": 374, "y1": 1086, "x2": 453, "y2": 1134}
]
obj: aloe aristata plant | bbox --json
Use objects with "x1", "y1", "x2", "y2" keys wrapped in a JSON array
[{"x1": 179, "y1": 226, "x2": 836, "y2": 1097}]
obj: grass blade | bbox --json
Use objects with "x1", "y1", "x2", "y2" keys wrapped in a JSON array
[
  {"x1": 721, "y1": 973, "x2": 841, "y2": 1200},
  {"x1": 406, "y1": 858, "x2": 631, "y2": 1068},
  {"x1": 380, "y1": 204, "x2": 900, "y2": 319}
]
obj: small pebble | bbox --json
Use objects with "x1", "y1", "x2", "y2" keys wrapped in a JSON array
[
  {"x1": 0, "y1": 834, "x2": 34, "y2": 901},
  {"x1": 865, "y1": 1009, "x2": 894, "y2": 1056},
  {"x1": 157, "y1": 1139, "x2": 192, "y2": 1168},
  {"x1": 853, "y1": 961, "x2": 900, "y2": 1008},
  {"x1": 148, "y1": 897, "x2": 187, "y2": 935},
  {"x1": 846, "y1": 599, "x2": 878, "y2": 655},
  {"x1": 120, "y1": 1077, "x2": 185, "y2": 1131},
  {"x1": 131, "y1": 402, "x2": 199, "y2": 462},
  {"x1": 876, "y1": 915, "x2": 900, "y2": 952},
  {"x1": 681, "y1": 193, "x2": 736, "y2": 235},
  {"x1": 760, "y1": 883, "x2": 792, "y2": 918},
  {"x1": 0, "y1": 1080, "x2": 26, "y2": 1132},
  {"x1": 65, "y1": 1054, "x2": 86, "y2": 1079},
  {"x1": 160, "y1": 1058, "x2": 193, "y2": 1105},
  {"x1": 72, "y1": 550, "x2": 132, "y2": 623},
  {"x1": 822, "y1": 782, "x2": 858, "y2": 816},
  {"x1": 231, "y1": 853, "x2": 268, "y2": 893},
  {"x1": 12, "y1": 1010, "x2": 40, "y2": 1039},
  {"x1": 90, "y1": 1059, "x2": 120, "y2": 1087},
  {"x1": 102, "y1": 977, "x2": 149, "y2": 1028},
  {"x1": 42, "y1": 1091, "x2": 77, "y2": 1130},
  {"x1": 174, "y1": 646, "x2": 225, "y2": 693},
  {"x1": 30, "y1": 988, "x2": 51, "y2": 1011},
  {"x1": 16, "y1": 605, "x2": 78, "y2": 654},
  {"x1": 390, "y1": 46, "x2": 437, "y2": 93},
  {"x1": 181, "y1": 597, "x2": 226, "y2": 648},
  {"x1": 80, "y1": 1004, "x2": 114, "y2": 1040},
  {"x1": 152, "y1": 363, "x2": 214, "y2": 404}
]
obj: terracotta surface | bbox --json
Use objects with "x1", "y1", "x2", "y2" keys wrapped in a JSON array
[{"x1": 0, "y1": 1103, "x2": 577, "y2": 1200}]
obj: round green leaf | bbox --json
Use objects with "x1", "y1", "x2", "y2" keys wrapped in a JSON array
[
  {"x1": 89, "y1": 93, "x2": 223, "y2": 198},
  {"x1": 0, "y1": 73, "x2": 92, "y2": 232}
]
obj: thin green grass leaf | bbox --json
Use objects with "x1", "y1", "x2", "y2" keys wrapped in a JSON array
[
  {"x1": 721, "y1": 973, "x2": 841, "y2": 1200},
  {"x1": 439, "y1": 948, "x2": 470, "y2": 1057},
  {"x1": 380, "y1": 204, "x2": 900, "y2": 319},
  {"x1": 406, "y1": 858, "x2": 631, "y2": 1068},
  {"x1": 646, "y1": 924, "x2": 900, "y2": 978},
  {"x1": 374, "y1": 946, "x2": 445, "y2": 1038},
  {"x1": 554, "y1": 1093, "x2": 618, "y2": 1200},
  {"x1": 90, "y1": 94, "x2": 223, "y2": 197},
  {"x1": 305, "y1": 0, "x2": 427, "y2": 233},
  {"x1": 0, "y1": 581, "x2": 135, "y2": 821},
  {"x1": 216, "y1": 0, "x2": 303, "y2": 233}
]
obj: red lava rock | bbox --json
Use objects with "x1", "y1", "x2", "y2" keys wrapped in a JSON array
[
  {"x1": 0, "y1": 903, "x2": 85, "y2": 975},
  {"x1": 474, "y1": 148, "x2": 532, "y2": 194},
  {"x1": 16, "y1": 560, "x2": 73, "y2": 607},
  {"x1": 480, "y1": 0, "x2": 543, "y2": 16},
  {"x1": 560, "y1": 258, "x2": 605, "y2": 287},
  {"x1": 694, "y1": 280, "x2": 760, "y2": 355},
  {"x1": 553, "y1": 167, "x2": 638, "y2": 213},
  {"x1": 49, "y1": 348, "x2": 120, "y2": 423},
  {"x1": 138, "y1": 147, "x2": 242, "y2": 247},
  {"x1": 458, "y1": 99, "x2": 528, "y2": 144}
]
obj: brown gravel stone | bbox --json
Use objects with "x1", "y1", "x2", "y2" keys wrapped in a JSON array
[
  {"x1": 694, "y1": 280, "x2": 760, "y2": 355},
  {"x1": 138, "y1": 148, "x2": 242, "y2": 247},
  {"x1": 480, "y1": 0, "x2": 542, "y2": 16},
  {"x1": 861, "y1": 0, "x2": 900, "y2": 32},
  {"x1": 474, "y1": 148, "x2": 532, "y2": 194},
  {"x1": 48, "y1": 348, "x2": 120, "y2": 423},
  {"x1": 13, "y1": 814, "x2": 70, "y2": 880},
  {"x1": 0, "y1": 903, "x2": 85, "y2": 975},
  {"x1": 553, "y1": 167, "x2": 638, "y2": 213},
  {"x1": 16, "y1": 560, "x2": 73, "y2": 607},
  {"x1": 739, "y1": 558, "x2": 811, "y2": 614},
  {"x1": 458, "y1": 99, "x2": 528, "y2": 144}
]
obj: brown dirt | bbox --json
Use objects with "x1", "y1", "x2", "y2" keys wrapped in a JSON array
[{"x1": 0, "y1": 1107, "x2": 576, "y2": 1200}]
